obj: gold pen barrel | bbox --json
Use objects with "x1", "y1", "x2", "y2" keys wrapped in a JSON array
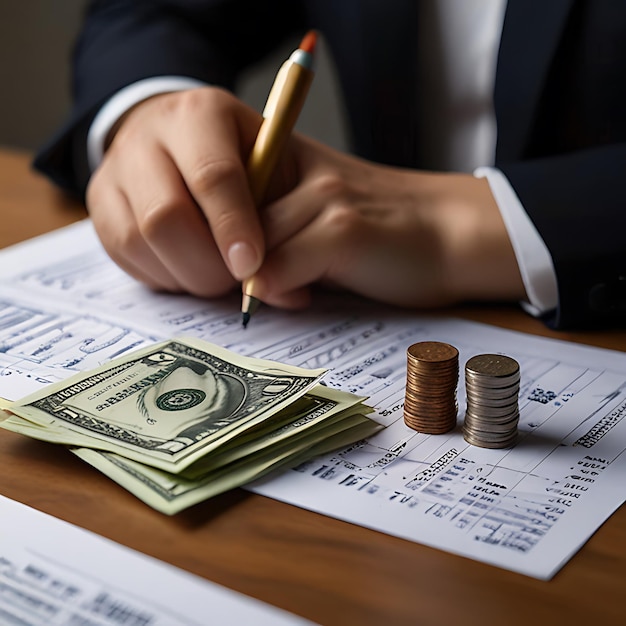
[
  {"x1": 246, "y1": 63, "x2": 314, "y2": 205},
  {"x1": 241, "y1": 36, "x2": 316, "y2": 326}
]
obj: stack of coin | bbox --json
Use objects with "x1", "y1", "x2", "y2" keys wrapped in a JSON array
[
  {"x1": 463, "y1": 354, "x2": 520, "y2": 449},
  {"x1": 404, "y1": 341, "x2": 459, "y2": 434}
]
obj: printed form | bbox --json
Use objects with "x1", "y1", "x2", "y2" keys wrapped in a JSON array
[
  {"x1": 0, "y1": 495, "x2": 313, "y2": 625},
  {"x1": 1, "y1": 220, "x2": 625, "y2": 580}
]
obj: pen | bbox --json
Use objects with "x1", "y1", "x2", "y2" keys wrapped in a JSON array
[{"x1": 241, "y1": 30, "x2": 317, "y2": 328}]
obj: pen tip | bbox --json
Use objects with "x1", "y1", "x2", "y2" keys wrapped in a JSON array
[
  {"x1": 242, "y1": 311, "x2": 250, "y2": 329},
  {"x1": 299, "y1": 30, "x2": 317, "y2": 55}
]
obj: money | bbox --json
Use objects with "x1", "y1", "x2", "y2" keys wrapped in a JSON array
[
  {"x1": 463, "y1": 353, "x2": 520, "y2": 449},
  {"x1": 1, "y1": 337, "x2": 381, "y2": 513},
  {"x1": 72, "y1": 411, "x2": 378, "y2": 515},
  {"x1": 403, "y1": 341, "x2": 459, "y2": 434}
]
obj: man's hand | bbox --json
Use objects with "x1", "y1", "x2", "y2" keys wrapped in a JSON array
[
  {"x1": 251, "y1": 136, "x2": 526, "y2": 310},
  {"x1": 86, "y1": 87, "x2": 267, "y2": 297},
  {"x1": 86, "y1": 87, "x2": 526, "y2": 312}
]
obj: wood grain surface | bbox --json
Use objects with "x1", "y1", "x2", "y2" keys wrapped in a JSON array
[{"x1": 1, "y1": 149, "x2": 624, "y2": 625}]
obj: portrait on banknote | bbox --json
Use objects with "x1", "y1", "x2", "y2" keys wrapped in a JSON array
[{"x1": 21, "y1": 340, "x2": 324, "y2": 459}]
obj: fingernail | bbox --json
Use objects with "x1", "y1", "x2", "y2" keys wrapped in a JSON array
[{"x1": 228, "y1": 242, "x2": 259, "y2": 280}]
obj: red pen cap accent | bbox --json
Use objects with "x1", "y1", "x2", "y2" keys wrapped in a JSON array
[{"x1": 299, "y1": 30, "x2": 318, "y2": 54}]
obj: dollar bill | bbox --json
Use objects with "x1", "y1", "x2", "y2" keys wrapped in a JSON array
[
  {"x1": 1, "y1": 338, "x2": 381, "y2": 513},
  {"x1": 3, "y1": 338, "x2": 330, "y2": 473},
  {"x1": 72, "y1": 414, "x2": 381, "y2": 515},
  {"x1": 177, "y1": 384, "x2": 372, "y2": 478},
  {"x1": 2, "y1": 383, "x2": 374, "y2": 475}
]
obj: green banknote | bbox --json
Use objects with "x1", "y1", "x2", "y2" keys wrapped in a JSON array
[
  {"x1": 72, "y1": 412, "x2": 381, "y2": 515},
  {"x1": 1, "y1": 337, "x2": 381, "y2": 513},
  {"x1": 2, "y1": 337, "x2": 329, "y2": 473}
]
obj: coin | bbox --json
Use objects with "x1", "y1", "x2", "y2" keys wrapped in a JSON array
[
  {"x1": 408, "y1": 341, "x2": 459, "y2": 363},
  {"x1": 465, "y1": 354, "x2": 520, "y2": 385},
  {"x1": 404, "y1": 341, "x2": 459, "y2": 434},
  {"x1": 463, "y1": 353, "x2": 520, "y2": 449}
]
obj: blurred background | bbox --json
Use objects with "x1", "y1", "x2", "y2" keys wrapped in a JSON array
[{"x1": 0, "y1": 1, "x2": 347, "y2": 156}]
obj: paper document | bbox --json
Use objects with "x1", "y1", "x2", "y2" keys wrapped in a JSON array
[
  {"x1": 1, "y1": 220, "x2": 625, "y2": 580},
  {"x1": 0, "y1": 495, "x2": 313, "y2": 625}
]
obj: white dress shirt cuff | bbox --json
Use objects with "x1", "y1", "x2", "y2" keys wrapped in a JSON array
[
  {"x1": 474, "y1": 166, "x2": 558, "y2": 317},
  {"x1": 86, "y1": 76, "x2": 208, "y2": 172}
]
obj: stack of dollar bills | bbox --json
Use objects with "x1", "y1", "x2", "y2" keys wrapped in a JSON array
[{"x1": 0, "y1": 337, "x2": 381, "y2": 514}]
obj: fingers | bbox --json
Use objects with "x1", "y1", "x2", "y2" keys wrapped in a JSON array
[
  {"x1": 86, "y1": 88, "x2": 448, "y2": 312},
  {"x1": 161, "y1": 89, "x2": 266, "y2": 280},
  {"x1": 249, "y1": 151, "x2": 446, "y2": 310},
  {"x1": 252, "y1": 204, "x2": 366, "y2": 309},
  {"x1": 254, "y1": 165, "x2": 516, "y2": 310},
  {"x1": 87, "y1": 165, "x2": 183, "y2": 293},
  {"x1": 116, "y1": 143, "x2": 236, "y2": 296},
  {"x1": 87, "y1": 88, "x2": 269, "y2": 297},
  {"x1": 261, "y1": 138, "x2": 341, "y2": 249},
  {"x1": 261, "y1": 177, "x2": 330, "y2": 250}
]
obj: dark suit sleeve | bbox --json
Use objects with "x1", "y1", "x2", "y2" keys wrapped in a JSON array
[
  {"x1": 33, "y1": 0, "x2": 305, "y2": 196},
  {"x1": 493, "y1": 1, "x2": 626, "y2": 330},
  {"x1": 500, "y1": 145, "x2": 626, "y2": 330}
]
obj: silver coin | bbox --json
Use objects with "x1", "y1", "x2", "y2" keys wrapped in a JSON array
[
  {"x1": 463, "y1": 431, "x2": 518, "y2": 449},
  {"x1": 465, "y1": 392, "x2": 520, "y2": 408},
  {"x1": 465, "y1": 354, "x2": 520, "y2": 378}
]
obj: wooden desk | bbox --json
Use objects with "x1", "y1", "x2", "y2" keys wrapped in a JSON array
[{"x1": 1, "y1": 148, "x2": 625, "y2": 625}]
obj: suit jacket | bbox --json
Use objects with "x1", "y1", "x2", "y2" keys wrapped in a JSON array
[{"x1": 33, "y1": 0, "x2": 626, "y2": 330}]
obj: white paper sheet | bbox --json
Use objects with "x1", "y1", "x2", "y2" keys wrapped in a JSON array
[
  {"x1": 0, "y1": 495, "x2": 313, "y2": 625},
  {"x1": 1, "y1": 220, "x2": 625, "y2": 580}
]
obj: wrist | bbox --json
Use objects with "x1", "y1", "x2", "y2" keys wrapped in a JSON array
[{"x1": 433, "y1": 174, "x2": 526, "y2": 303}]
